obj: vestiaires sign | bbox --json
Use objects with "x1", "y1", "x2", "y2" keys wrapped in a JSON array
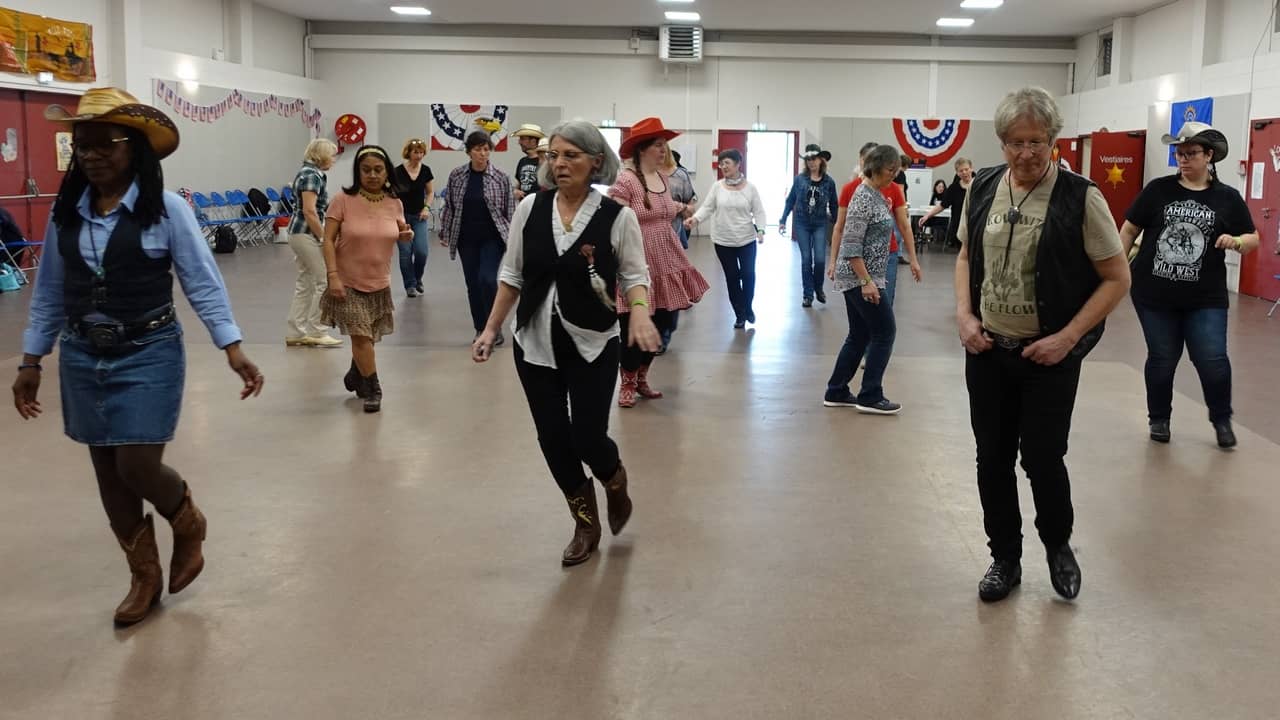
[{"x1": 1089, "y1": 131, "x2": 1146, "y2": 228}]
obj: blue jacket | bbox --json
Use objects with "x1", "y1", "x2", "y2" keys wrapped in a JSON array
[{"x1": 780, "y1": 173, "x2": 838, "y2": 228}]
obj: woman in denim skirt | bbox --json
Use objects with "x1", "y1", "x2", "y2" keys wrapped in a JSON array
[{"x1": 11, "y1": 88, "x2": 264, "y2": 626}]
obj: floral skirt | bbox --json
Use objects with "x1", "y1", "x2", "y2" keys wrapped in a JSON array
[{"x1": 321, "y1": 287, "x2": 395, "y2": 342}]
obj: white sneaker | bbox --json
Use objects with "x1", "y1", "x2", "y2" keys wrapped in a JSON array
[
  {"x1": 285, "y1": 336, "x2": 309, "y2": 347},
  {"x1": 305, "y1": 334, "x2": 344, "y2": 348}
]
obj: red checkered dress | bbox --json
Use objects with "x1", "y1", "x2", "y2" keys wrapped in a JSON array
[{"x1": 609, "y1": 169, "x2": 709, "y2": 313}]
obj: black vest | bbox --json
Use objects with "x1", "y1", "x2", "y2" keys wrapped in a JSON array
[
  {"x1": 966, "y1": 164, "x2": 1105, "y2": 359},
  {"x1": 58, "y1": 209, "x2": 174, "y2": 323},
  {"x1": 516, "y1": 191, "x2": 622, "y2": 333}
]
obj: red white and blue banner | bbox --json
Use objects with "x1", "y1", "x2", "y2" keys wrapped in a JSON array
[
  {"x1": 153, "y1": 80, "x2": 323, "y2": 135},
  {"x1": 430, "y1": 104, "x2": 510, "y2": 151},
  {"x1": 1168, "y1": 97, "x2": 1213, "y2": 167},
  {"x1": 892, "y1": 118, "x2": 971, "y2": 168}
]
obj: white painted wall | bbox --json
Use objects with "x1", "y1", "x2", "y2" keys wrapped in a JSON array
[
  {"x1": 1131, "y1": 0, "x2": 1195, "y2": 82},
  {"x1": 936, "y1": 62, "x2": 1068, "y2": 119},
  {"x1": 140, "y1": 0, "x2": 226, "y2": 61},
  {"x1": 1212, "y1": 0, "x2": 1280, "y2": 63},
  {"x1": 252, "y1": 3, "x2": 306, "y2": 77},
  {"x1": 0, "y1": 0, "x2": 113, "y2": 91}
]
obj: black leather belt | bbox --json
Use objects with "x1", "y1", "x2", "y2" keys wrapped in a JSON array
[
  {"x1": 70, "y1": 306, "x2": 176, "y2": 351},
  {"x1": 990, "y1": 332, "x2": 1039, "y2": 350}
]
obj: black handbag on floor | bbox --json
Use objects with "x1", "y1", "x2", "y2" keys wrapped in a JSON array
[{"x1": 213, "y1": 226, "x2": 237, "y2": 254}]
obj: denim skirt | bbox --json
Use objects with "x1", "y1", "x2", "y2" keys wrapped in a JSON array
[{"x1": 58, "y1": 323, "x2": 186, "y2": 446}]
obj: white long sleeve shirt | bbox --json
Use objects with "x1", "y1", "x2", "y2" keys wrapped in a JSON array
[
  {"x1": 691, "y1": 180, "x2": 767, "y2": 247},
  {"x1": 498, "y1": 190, "x2": 650, "y2": 368}
]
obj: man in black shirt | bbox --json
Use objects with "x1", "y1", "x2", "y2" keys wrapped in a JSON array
[{"x1": 511, "y1": 124, "x2": 546, "y2": 201}]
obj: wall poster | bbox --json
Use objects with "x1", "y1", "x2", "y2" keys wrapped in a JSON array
[{"x1": 0, "y1": 7, "x2": 97, "y2": 82}]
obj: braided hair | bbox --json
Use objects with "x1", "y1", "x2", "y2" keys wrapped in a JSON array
[{"x1": 630, "y1": 137, "x2": 661, "y2": 210}]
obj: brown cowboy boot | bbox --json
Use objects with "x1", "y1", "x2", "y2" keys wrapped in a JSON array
[
  {"x1": 114, "y1": 515, "x2": 164, "y2": 626},
  {"x1": 597, "y1": 462, "x2": 632, "y2": 536},
  {"x1": 562, "y1": 484, "x2": 602, "y2": 566},
  {"x1": 635, "y1": 363, "x2": 663, "y2": 399},
  {"x1": 165, "y1": 485, "x2": 206, "y2": 594}
]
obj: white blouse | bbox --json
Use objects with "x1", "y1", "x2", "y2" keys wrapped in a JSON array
[
  {"x1": 498, "y1": 189, "x2": 651, "y2": 369},
  {"x1": 690, "y1": 180, "x2": 767, "y2": 247}
]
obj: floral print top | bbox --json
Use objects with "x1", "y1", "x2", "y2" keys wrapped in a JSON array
[{"x1": 833, "y1": 182, "x2": 895, "y2": 292}]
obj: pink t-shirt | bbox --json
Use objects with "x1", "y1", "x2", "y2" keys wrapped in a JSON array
[{"x1": 326, "y1": 192, "x2": 404, "y2": 292}]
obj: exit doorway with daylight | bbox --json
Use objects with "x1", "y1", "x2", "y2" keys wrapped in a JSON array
[{"x1": 714, "y1": 130, "x2": 800, "y2": 228}]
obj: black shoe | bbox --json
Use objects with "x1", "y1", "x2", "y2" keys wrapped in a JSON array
[
  {"x1": 733, "y1": 318, "x2": 746, "y2": 329},
  {"x1": 802, "y1": 297, "x2": 813, "y2": 308},
  {"x1": 854, "y1": 398, "x2": 902, "y2": 415},
  {"x1": 822, "y1": 391, "x2": 858, "y2": 408},
  {"x1": 362, "y1": 373, "x2": 382, "y2": 413},
  {"x1": 1047, "y1": 544, "x2": 1081, "y2": 600},
  {"x1": 746, "y1": 310, "x2": 756, "y2": 324},
  {"x1": 815, "y1": 289, "x2": 827, "y2": 304},
  {"x1": 343, "y1": 361, "x2": 367, "y2": 398},
  {"x1": 1213, "y1": 420, "x2": 1236, "y2": 449},
  {"x1": 978, "y1": 559, "x2": 1021, "y2": 602},
  {"x1": 416, "y1": 283, "x2": 425, "y2": 294},
  {"x1": 1149, "y1": 420, "x2": 1171, "y2": 443}
]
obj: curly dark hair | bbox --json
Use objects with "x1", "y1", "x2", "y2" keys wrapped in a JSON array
[{"x1": 52, "y1": 125, "x2": 168, "y2": 229}]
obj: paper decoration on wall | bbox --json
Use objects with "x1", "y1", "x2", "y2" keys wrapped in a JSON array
[
  {"x1": 430, "y1": 104, "x2": 510, "y2": 151},
  {"x1": 55, "y1": 131, "x2": 72, "y2": 171},
  {"x1": 1168, "y1": 97, "x2": 1213, "y2": 167},
  {"x1": 892, "y1": 119, "x2": 971, "y2": 169},
  {"x1": 0, "y1": 8, "x2": 96, "y2": 82},
  {"x1": 153, "y1": 80, "x2": 323, "y2": 135},
  {"x1": 334, "y1": 114, "x2": 367, "y2": 153},
  {"x1": 1, "y1": 127, "x2": 16, "y2": 163}
]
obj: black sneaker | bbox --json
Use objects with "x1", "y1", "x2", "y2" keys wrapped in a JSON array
[
  {"x1": 802, "y1": 297, "x2": 813, "y2": 308},
  {"x1": 823, "y1": 391, "x2": 858, "y2": 408},
  {"x1": 733, "y1": 318, "x2": 746, "y2": 329},
  {"x1": 1047, "y1": 544, "x2": 1081, "y2": 599},
  {"x1": 416, "y1": 283, "x2": 425, "y2": 294},
  {"x1": 815, "y1": 289, "x2": 827, "y2": 304},
  {"x1": 979, "y1": 560, "x2": 1021, "y2": 602},
  {"x1": 1213, "y1": 420, "x2": 1236, "y2": 449},
  {"x1": 855, "y1": 399, "x2": 901, "y2": 415},
  {"x1": 746, "y1": 310, "x2": 756, "y2": 324},
  {"x1": 1149, "y1": 420, "x2": 1171, "y2": 443}
]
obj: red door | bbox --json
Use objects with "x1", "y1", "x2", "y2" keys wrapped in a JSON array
[
  {"x1": 1054, "y1": 137, "x2": 1084, "y2": 174},
  {"x1": 0, "y1": 89, "x2": 29, "y2": 243},
  {"x1": 1239, "y1": 118, "x2": 1280, "y2": 300},
  {"x1": 716, "y1": 130, "x2": 748, "y2": 179},
  {"x1": 1089, "y1": 130, "x2": 1146, "y2": 228},
  {"x1": 23, "y1": 91, "x2": 77, "y2": 243}
]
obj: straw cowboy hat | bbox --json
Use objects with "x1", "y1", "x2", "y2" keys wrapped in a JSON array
[
  {"x1": 801, "y1": 143, "x2": 832, "y2": 161},
  {"x1": 619, "y1": 117, "x2": 680, "y2": 158},
  {"x1": 511, "y1": 123, "x2": 546, "y2": 139},
  {"x1": 535, "y1": 137, "x2": 550, "y2": 154},
  {"x1": 45, "y1": 87, "x2": 180, "y2": 159},
  {"x1": 1161, "y1": 120, "x2": 1229, "y2": 162}
]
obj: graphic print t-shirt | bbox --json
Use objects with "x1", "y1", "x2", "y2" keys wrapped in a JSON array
[
  {"x1": 515, "y1": 156, "x2": 540, "y2": 195},
  {"x1": 1126, "y1": 176, "x2": 1256, "y2": 309}
]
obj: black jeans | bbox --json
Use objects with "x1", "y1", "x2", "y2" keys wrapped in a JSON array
[
  {"x1": 965, "y1": 347, "x2": 1083, "y2": 562},
  {"x1": 618, "y1": 309, "x2": 674, "y2": 371},
  {"x1": 514, "y1": 317, "x2": 622, "y2": 495},
  {"x1": 714, "y1": 242, "x2": 758, "y2": 321},
  {"x1": 457, "y1": 232, "x2": 504, "y2": 332}
]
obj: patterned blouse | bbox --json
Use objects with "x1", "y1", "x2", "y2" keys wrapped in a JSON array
[
  {"x1": 834, "y1": 182, "x2": 895, "y2": 292},
  {"x1": 607, "y1": 169, "x2": 709, "y2": 313},
  {"x1": 288, "y1": 162, "x2": 328, "y2": 236}
]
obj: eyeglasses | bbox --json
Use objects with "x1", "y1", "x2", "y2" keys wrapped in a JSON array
[
  {"x1": 1002, "y1": 140, "x2": 1050, "y2": 155},
  {"x1": 73, "y1": 137, "x2": 130, "y2": 157},
  {"x1": 1175, "y1": 149, "x2": 1205, "y2": 160},
  {"x1": 544, "y1": 150, "x2": 593, "y2": 162}
]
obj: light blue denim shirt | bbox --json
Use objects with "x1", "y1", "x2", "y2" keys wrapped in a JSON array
[{"x1": 22, "y1": 182, "x2": 243, "y2": 355}]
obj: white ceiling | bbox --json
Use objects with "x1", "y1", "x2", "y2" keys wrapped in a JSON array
[{"x1": 259, "y1": 0, "x2": 1165, "y2": 37}]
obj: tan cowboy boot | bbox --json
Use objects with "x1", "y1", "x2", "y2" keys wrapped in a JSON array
[
  {"x1": 165, "y1": 485, "x2": 206, "y2": 594},
  {"x1": 635, "y1": 363, "x2": 663, "y2": 399},
  {"x1": 597, "y1": 462, "x2": 633, "y2": 536},
  {"x1": 562, "y1": 485, "x2": 602, "y2": 566},
  {"x1": 114, "y1": 515, "x2": 164, "y2": 625}
]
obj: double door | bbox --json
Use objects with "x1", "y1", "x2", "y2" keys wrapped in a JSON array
[
  {"x1": 1240, "y1": 118, "x2": 1280, "y2": 301},
  {"x1": 0, "y1": 88, "x2": 79, "y2": 264}
]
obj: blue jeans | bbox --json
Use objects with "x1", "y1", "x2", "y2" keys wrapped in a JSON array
[
  {"x1": 1133, "y1": 303, "x2": 1232, "y2": 423},
  {"x1": 399, "y1": 216, "x2": 430, "y2": 290},
  {"x1": 884, "y1": 244, "x2": 900, "y2": 307},
  {"x1": 825, "y1": 288, "x2": 897, "y2": 404},
  {"x1": 458, "y1": 233, "x2": 505, "y2": 332},
  {"x1": 793, "y1": 223, "x2": 828, "y2": 300},
  {"x1": 714, "y1": 243, "x2": 758, "y2": 321}
]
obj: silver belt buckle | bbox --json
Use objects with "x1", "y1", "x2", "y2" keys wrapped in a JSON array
[{"x1": 993, "y1": 334, "x2": 1023, "y2": 350}]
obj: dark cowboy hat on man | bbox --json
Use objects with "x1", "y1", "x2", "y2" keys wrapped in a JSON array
[
  {"x1": 45, "y1": 87, "x2": 180, "y2": 159},
  {"x1": 801, "y1": 143, "x2": 832, "y2": 161}
]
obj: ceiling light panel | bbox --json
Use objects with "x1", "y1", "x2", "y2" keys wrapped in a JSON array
[
  {"x1": 960, "y1": 0, "x2": 1004, "y2": 8},
  {"x1": 665, "y1": 11, "x2": 701, "y2": 21},
  {"x1": 390, "y1": 6, "x2": 432, "y2": 15},
  {"x1": 936, "y1": 17, "x2": 975, "y2": 27}
]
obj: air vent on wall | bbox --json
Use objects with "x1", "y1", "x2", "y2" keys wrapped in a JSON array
[{"x1": 660, "y1": 25, "x2": 704, "y2": 64}]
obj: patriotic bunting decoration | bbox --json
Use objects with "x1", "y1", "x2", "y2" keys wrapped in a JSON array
[
  {"x1": 892, "y1": 118, "x2": 972, "y2": 168},
  {"x1": 153, "y1": 80, "x2": 324, "y2": 135},
  {"x1": 430, "y1": 104, "x2": 510, "y2": 151}
]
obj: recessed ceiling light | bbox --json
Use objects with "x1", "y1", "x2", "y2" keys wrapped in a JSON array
[
  {"x1": 665, "y1": 11, "x2": 700, "y2": 21},
  {"x1": 390, "y1": 5, "x2": 432, "y2": 15},
  {"x1": 960, "y1": 0, "x2": 1003, "y2": 8},
  {"x1": 936, "y1": 17, "x2": 975, "y2": 27},
  {"x1": 659, "y1": 0, "x2": 696, "y2": 3}
]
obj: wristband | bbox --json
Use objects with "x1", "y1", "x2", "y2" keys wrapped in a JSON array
[
  {"x1": 630, "y1": 299, "x2": 648, "y2": 308},
  {"x1": 1234, "y1": 236, "x2": 1244, "y2": 251},
  {"x1": 327, "y1": 270, "x2": 339, "y2": 276},
  {"x1": 18, "y1": 363, "x2": 41, "y2": 372}
]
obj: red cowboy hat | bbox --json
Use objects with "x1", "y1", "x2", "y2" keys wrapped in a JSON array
[{"x1": 619, "y1": 117, "x2": 680, "y2": 159}]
